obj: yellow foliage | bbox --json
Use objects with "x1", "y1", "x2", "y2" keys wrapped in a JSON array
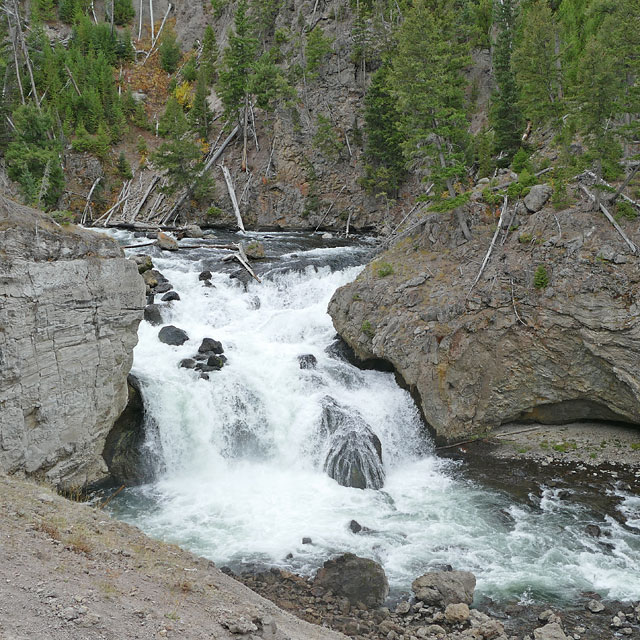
[{"x1": 174, "y1": 81, "x2": 194, "y2": 109}]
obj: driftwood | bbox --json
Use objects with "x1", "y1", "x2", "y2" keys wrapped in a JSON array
[
  {"x1": 467, "y1": 196, "x2": 508, "y2": 297},
  {"x1": 221, "y1": 243, "x2": 261, "y2": 282},
  {"x1": 578, "y1": 184, "x2": 638, "y2": 254},
  {"x1": 130, "y1": 175, "x2": 160, "y2": 222},
  {"x1": 613, "y1": 164, "x2": 640, "y2": 203},
  {"x1": 314, "y1": 184, "x2": 347, "y2": 232},
  {"x1": 146, "y1": 192, "x2": 166, "y2": 221},
  {"x1": 81, "y1": 176, "x2": 102, "y2": 225},
  {"x1": 580, "y1": 170, "x2": 640, "y2": 209},
  {"x1": 221, "y1": 164, "x2": 246, "y2": 232}
]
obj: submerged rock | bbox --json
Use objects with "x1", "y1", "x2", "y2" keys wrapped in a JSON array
[
  {"x1": 320, "y1": 397, "x2": 385, "y2": 490},
  {"x1": 313, "y1": 553, "x2": 389, "y2": 608},
  {"x1": 158, "y1": 325, "x2": 189, "y2": 346},
  {"x1": 199, "y1": 270, "x2": 212, "y2": 281},
  {"x1": 298, "y1": 354, "x2": 318, "y2": 369},
  {"x1": 412, "y1": 570, "x2": 476, "y2": 607}
]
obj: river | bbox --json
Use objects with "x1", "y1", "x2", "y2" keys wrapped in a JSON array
[{"x1": 105, "y1": 229, "x2": 640, "y2": 605}]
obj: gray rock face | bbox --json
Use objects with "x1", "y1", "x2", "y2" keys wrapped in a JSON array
[
  {"x1": 0, "y1": 197, "x2": 145, "y2": 488},
  {"x1": 328, "y1": 202, "x2": 640, "y2": 442},
  {"x1": 524, "y1": 184, "x2": 553, "y2": 212},
  {"x1": 313, "y1": 553, "x2": 389, "y2": 608},
  {"x1": 412, "y1": 571, "x2": 476, "y2": 606}
]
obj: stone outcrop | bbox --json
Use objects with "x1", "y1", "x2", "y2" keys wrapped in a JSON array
[
  {"x1": 412, "y1": 571, "x2": 476, "y2": 607},
  {"x1": 328, "y1": 190, "x2": 640, "y2": 443},
  {"x1": 0, "y1": 197, "x2": 145, "y2": 487}
]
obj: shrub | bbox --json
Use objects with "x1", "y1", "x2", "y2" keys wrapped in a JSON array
[
  {"x1": 615, "y1": 200, "x2": 638, "y2": 221},
  {"x1": 534, "y1": 265, "x2": 549, "y2": 289},
  {"x1": 376, "y1": 262, "x2": 393, "y2": 277},
  {"x1": 361, "y1": 320, "x2": 375, "y2": 338}
]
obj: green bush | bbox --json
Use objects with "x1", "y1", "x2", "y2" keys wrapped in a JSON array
[
  {"x1": 113, "y1": 0, "x2": 135, "y2": 25},
  {"x1": 534, "y1": 265, "x2": 549, "y2": 289},
  {"x1": 361, "y1": 320, "x2": 375, "y2": 338},
  {"x1": 376, "y1": 262, "x2": 393, "y2": 277},
  {"x1": 615, "y1": 200, "x2": 638, "y2": 221}
]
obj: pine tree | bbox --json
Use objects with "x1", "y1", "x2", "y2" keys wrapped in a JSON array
[
  {"x1": 390, "y1": 0, "x2": 470, "y2": 204},
  {"x1": 491, "y1": 0, "x2": 522, "y2": 161},
  {"x1": 160, "y1": 28, "x2": 182, "y2": 73},
  {"x1": 158, "y1": 96, "x2": 188, "y2": 138},
  {"x1": 362, "y1": 63, "x2": 406, "y2": 197},
  {"x1": 305, "y1": 27, "x2": 332, "y2": 80},
  {"x1": 216, "y1": 0, "x2": 258, "y2": 122},
  {"x1": 189, "y1": 69, "x2": 213, "y2": 139},
  {"x1": 113, "y1": 0, "x2": 135, "y2": 26},
  {"x1": 512, "y1": 0, "x2": 562, "y2": 125}
]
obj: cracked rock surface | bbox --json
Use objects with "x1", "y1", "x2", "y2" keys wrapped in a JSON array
[{"x1": 0, "y1": 197, "x2": 146, "y2": 487}]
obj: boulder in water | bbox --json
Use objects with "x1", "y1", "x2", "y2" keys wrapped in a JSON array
[
  {"x1": 320, "y1": 397, "x2": 385, "y2": 490},
  {"x1": 154, "y1": 282, "x2": 173, "y2": 294},
  {"x1": 179, "y1": 358, "x2": 196, "y2": 369},
  {"x1": 298, "y1": 354, "x2": 318, "y2": 369},
  {"x1": 143, "y1": 304, "x2": 164, "y2": 326},
  {"x1": 199, "y1": 338, "x2": 224, "y2": 354},
  {"x1": 185, "y1": 224, "x2": 203, "y2": 238},
  {"x1": 199, "y1": 270, "x2": 212, "y2": 281},
  {"x1": 245, "y1": 241, "x2": 266, "y2": 259},
  {"x1": 313, "y1": 553, "x2": 389, "y2": 608},
  {"x1": 161, "y1": 291, "x2": 180, "y2": 302},
  {"x1": 134, "y1": 255, "x2": 153, "y2": 274},
  {"x1": 158, "y1": 325, "x2": 189, "y2": 346},
  {"x1": 207, "y1": 355, "x2": 225, "y2": 369},
  {"x1": 157, "y1": 232, "x2": 179, "y2": 251},
  {"x1": 412, "y1": 570, "x2": 476, "y2": 606}
]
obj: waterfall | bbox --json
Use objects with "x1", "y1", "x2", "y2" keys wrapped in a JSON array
[{"x1": 105, "y1": 230, "x2": 640, "y2": 604}]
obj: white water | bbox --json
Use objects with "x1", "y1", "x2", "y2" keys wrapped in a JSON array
[{"x1": 108, "y1": 232, "x2": 640, "y2": 604}]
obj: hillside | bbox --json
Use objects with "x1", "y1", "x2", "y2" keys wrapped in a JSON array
[{"x1": 1, "y1": 0, "x2": 637, "y2": 233}]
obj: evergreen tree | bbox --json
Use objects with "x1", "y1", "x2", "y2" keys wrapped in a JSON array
[
  {"x1": 305, "y1": 27, "x2": 332, "y2": 79},
  {"x1": 158, "y1": 96, "x2": 189, "y2": 138},
  {"x1": 362, "y1": 63, "x2": 406, "y2": 197},
  {"x1": 216, "y1": 0, "x2": 258, "y2": 122},
  {"x1": 189, "y1": 69, "x2": 213, "y2": 139},
  {"x1": 160, "y1": 28, "x2": 182, "y2": 73},
  {"x1": 491, "y1": 0, "x2": 522, "y2": 160},
  {"x1": 113, "y1": 0, "x2": 135, "y2": 25},
  {"x1": 390, "y1": 0, "x2": 470, "y2": 204},
  {"x1": 512, "y1": 0, "x2": 562, "y2": 125}
]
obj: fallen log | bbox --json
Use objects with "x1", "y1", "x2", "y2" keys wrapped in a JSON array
[{"x1": 221, "y1": 164, "x2": 246, "y2": 232}]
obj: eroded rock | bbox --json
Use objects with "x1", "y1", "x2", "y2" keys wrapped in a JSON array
[{"x1": 412, "y1": 570, "x2": 476, "y2": 606}]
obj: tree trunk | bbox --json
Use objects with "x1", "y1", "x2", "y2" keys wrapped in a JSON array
[{"x1": 241, "y1": 94, "x2": 249, "y2": 172}]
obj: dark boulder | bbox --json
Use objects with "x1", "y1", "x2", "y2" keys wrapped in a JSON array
[
  {"x1": 207, "y1": 355, "x2": 225, "y2": 369},
  {"x1": 302, "y1": 537, "x2": 313, "y2": 545},
  {"x1": 199, "y1": 338, "x2": 224, "y2": 354},
  {"x1": 199, "y1": 270, "x2": 212, "y2": 281},
  {"x1": 102, "y1": 375, "x2": 160, "y2": 486},
  {"x1": 158, "y1": 325, "x2": 189, "y2": 346},
  {"x1": 313, "y1": 553, "x2": 389, "y2": 608},
  {"x1": 143, "y1": 304, "x2": 164, "y2": 326},
  {"x1": 179, "y1": 358, "x2": 196, "y2": 369},
  {"x1": 412, "y1": 571, "x2": 476, "y2": 606},
  {"x1": 161, "y1": 291, "x2": 180, "y2": 302},
  {"x1": 230, "y1": 268, "x2": 253, "y2": 290},
  {"x1": 154, "y1": 282, "x2": 173, "y2": 294},
  {"x1": 298, "y1": 354, "x2": 318, "y2": 369},
  {"x1": 320, "y1": 397, "x2": 385, "y2": 490}
]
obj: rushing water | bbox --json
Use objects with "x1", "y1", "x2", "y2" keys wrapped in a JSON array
[{"x1": 105, "y1": 230, "x2": 640, "y2": 605}]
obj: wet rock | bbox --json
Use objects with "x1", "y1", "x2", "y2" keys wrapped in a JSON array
[
  {"x1": 320, "y1": 397, "x2": 385, "y2": 490},
  {"x1": 207, "y1": 355, "x2": 225, "y2": 369},
  {"x1": 298, "y1": 354, "x2": 318, "y2": 369},
  {"x1": 158, "y1": 326, "x2": 189, "y2": 346},
  {"x1": 134, "y1": 255, "x2": 153, "y2": 274},
  {"x1": 184, "y1": 224, "x2": 203, "y2": 238},
  {"x1": 412, "y1": 571, "x2": 476, "y2": 606},
  {"x1": 157, "y1": 232, "x2": 179, "y2": 251},
  {"x1": 445, "y1": 603, "x2": 470, "y2": 624},
  {"x1": 349, "y1": 520, "x2": 362, "y2": 533},
  {"x1": 245, "y1": 241, "x2": 266, "y2": 259},
  {"x1": 587, "y1": 599, "x2": 605, "y2": 613},
  {"x1": 142, "y1": 270, "x2": 159, "y2": 289},
  {"x1": 533, "y1": 622, "x2": 568, "y2": 640},
  {"x1": 524, "y1": 184, "x2": 553, "y2": 213},
  {"x1": 199, "y1": 270, "x2": 212, "y2": 281},
  {"x1": 143, "y1": 304, "x2": 164, "y2": 326},
  {"x1": 154, "y1": 282, "x2": 173, "y2": 294},
  {"x1": 313, "y1": 553, "x2": 389, "y2": 608},
  {"x1": 161, "y1": 291, "x2": 180, "y2": 302},
  {"x1": 179, "y1": 359, "x2": 196, "y2": 369},
  {"x1": 103, "y1": 375, "x2": 159, "y2": 486},
  {"x1": 302, "y1": 537, "x2": 312, "y2": 545},
  {"x1": 199, "y1": 338, "x2": 224, "y2": 354},
  {"x1": 585, "y1": 524, "x2": 601, "y2": 537}
]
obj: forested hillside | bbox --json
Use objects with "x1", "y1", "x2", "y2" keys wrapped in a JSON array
[{"x1": 0, "y1": 0, "x2": 638, "y2": 230}]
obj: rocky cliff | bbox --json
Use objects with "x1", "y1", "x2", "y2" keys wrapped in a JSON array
[
  {"x1": 328, "y1": 185, "x2": 640, "y2": 443},
  {"x1": 0, "y1": 196, "x2": 146, "y2": 487}
]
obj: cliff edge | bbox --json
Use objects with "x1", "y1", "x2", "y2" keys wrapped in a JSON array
[
  {"x1": 0, "y1": 197, "x2": 146, "y2": 487},
  {"x1": 328, "y1": 187, "x2": 640, "y2": 443}
]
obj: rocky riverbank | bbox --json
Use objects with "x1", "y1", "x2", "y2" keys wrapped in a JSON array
[{"x1": 328, "y1": 179, "x2": 640, "y2": 444}]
